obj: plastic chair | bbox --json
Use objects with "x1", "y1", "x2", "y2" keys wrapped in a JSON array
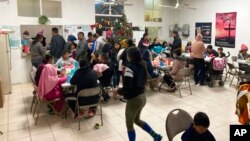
[
  {"x1": 76, "y1": 87, "x2": 103, "y2": 130},
  {"x1": 159, "y1": 67, "x2": 192, "y2": 98},
  {"x1": 166, "y1": 109, "x2": 193, "y2": 141}
]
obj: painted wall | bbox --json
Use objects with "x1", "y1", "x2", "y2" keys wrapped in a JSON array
[
  {"x1": 0, "y1": 0, "x2": 162, "y2": 84},
  {"x1": 177, "y1": 0, "x2": 250, "y2": 57}
]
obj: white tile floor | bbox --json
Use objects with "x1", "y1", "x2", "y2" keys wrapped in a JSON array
[{"x1": 0, "y1": 81, "x2": 240, "y2": 141}]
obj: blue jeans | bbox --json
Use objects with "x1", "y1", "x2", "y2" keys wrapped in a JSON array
[{"x1": 112, "y1": 68, "x2": 120, "y2": 88}]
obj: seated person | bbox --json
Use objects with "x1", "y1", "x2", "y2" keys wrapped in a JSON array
[
  {"x1": 238, "y1": 44, "x2": 250, "y2": 60},
  {"x1": 65, "y1": 59, "x2": 98, "y2": 118},
  {"x1": 182, "y1": 112, "x2": 216, "y2": 141},
  {"x1": 141, "y1": 47, "x2": 160, "y2": 90},
  {"x1": 96, "y1": 53, "x2": 113, "y2": 103},
  {"x1": 56, "y1": 51, "x2": 76, "y2": 68},
  {"x1": 185, "y1": 41, "x2": 192, "y2": 53},
  {"x1": 149, "y1": 38, "x2": 165, "y2": 55},
  {"x1": 38, "y1": 64, "x2": 67, "y2": 114},
  {"x1": 206, "y1": 45, "x2": 218, "y2": 57},
  {"x1": 163, "y1": 49, "x2": 185, "y2": 92},
  {"x1": 217, "y1": 47, "x2": 225, "y2": 58},
  {"x1": 35, "y1": 55, "x2": 53, "y2": 86}
]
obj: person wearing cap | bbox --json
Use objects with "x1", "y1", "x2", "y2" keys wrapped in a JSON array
[
  {"x1": 64, "y1": 35, "x2": 77, "y2": 53},
  {"x1": 169, "y1": 31, "x2": 182, "y2": 57},
  {"x1": 238, "y1": 44, "x2": 250, "y2": 60}
]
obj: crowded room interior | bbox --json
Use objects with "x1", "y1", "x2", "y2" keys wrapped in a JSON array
[{"x1": 0, "y1": 0, "x2": 250, "y2": 141}]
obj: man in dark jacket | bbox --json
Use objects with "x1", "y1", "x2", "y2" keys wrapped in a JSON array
[
  {"x1": 170, "y1": 31, "x2": 182, "y2": 57},
  {"x1": 50, "y1": 27, "x2": 66, "y2": 63},
  {"x1": 65, "y1": 59, "x2": 99, "y2": 117}
]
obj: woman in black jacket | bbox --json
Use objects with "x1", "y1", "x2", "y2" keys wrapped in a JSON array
[{"x1": 114, "y1": 47, "x2": 162, "y2": 141}]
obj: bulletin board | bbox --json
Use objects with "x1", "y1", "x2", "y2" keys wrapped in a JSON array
[
  {"x1": 0, "y1": 26, "x2": 21, "y2": 48},
  {"x1": 63, "y1": 25, "x2": 94, "y2": 42}
]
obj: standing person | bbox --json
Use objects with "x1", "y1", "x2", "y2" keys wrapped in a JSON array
[
  {"x1": 76, "y1": 32, "x2": 87, "y2": 61},
  {"x1": 64, "y1": 35, "x2": 77, "y2": 53},
  {"x1": 87, "y1": 32, "x2": 93, "y2": 44},
  {"x1": 21, "y1": 31, "x2": 32, "y2": 54},
  {"x1": 110, "y1": 42, "x2": 121, "y2": 89},
  {"x1": 30, "y1": 34, "x2": 46, "y2": 68},
  {"x1": 169, "y1": 31, "x2": 182, "y2": 57},
  {"x1": 114, "y1": 47, "x2": 162, "y2": 141},
  {"x1": 138, "y1": 33, "x2": 150, "y2": 53},
  {"x1": 94, "y1": 29, "x2": 106, "y2": 56},
  {"x1": 191, "y1": 34, "x2": 206, "y2": 85},
  {"x1": 102, "y1": 38, "x2": 114, "y2": 54},
  {"x1": 50, "y1": 27, "x2": 66, "y2": 63}
]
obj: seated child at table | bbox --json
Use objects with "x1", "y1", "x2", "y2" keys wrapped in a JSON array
[
  {"x1": 181, "y1": 112, "x2": 216, "y2": 141},
  {"x1": 206, "y1": 45, "x2": 218, "y2": 57},
  {"x1": 238, "y1": 44, "x2": 250, "y2": 60},
  {"x1": 38, "y1": 64, "x2": 67, "y2": 114},
  {"x1": 56, "y1": 51, "x2": 76, "y2": 68},
  {"x1": 163, "y1": 49, "x2": 184, "y2": 92},
  {"x1": 65, "y1": 59, "x2": 98, "y2": 118},
  {"x1": 150, "y1": 38, "x2": 165, "y2": 56},
  {"x1": 217, "y1": 47, "x2": 226, "y2": 58}
]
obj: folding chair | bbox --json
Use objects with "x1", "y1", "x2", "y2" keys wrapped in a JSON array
[
  {"x1": 159, "y1": 67, "x2": 192, "y2": 98},
  {"x1": 29, "y1": 70, "x2": 37, "y2": 112},
  {"x1": 166, "y1": 109, "x2": 193, "y2": 141},
  {"x1": 76, "y1": 87, "x2": 103, "y2": 130}
]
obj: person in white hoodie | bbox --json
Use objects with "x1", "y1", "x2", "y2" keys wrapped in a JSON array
[{"x1": 93, "y1": 29, "x2": 106, "y2": 56}]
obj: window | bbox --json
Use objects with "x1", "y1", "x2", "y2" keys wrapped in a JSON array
[
  {"x1": 144, "y1": 0, "x2": 163, "y2": 22},
  {"x1": 17, "y1": 0, "x2": 62, "y2": 18},
  {"x1": 17, "y1": 0, "x2": 41, "y2": 17},
  {"x1": 42, "y1": 0, "x2": 62, "y2": 18}
]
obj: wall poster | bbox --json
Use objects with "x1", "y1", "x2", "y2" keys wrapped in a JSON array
[
  {"x1": 195, "y1": 22, "x2": 212, "y2": 44},
  {"x1": 215, "y1": 12, "x2": 237, "y2": 48}
]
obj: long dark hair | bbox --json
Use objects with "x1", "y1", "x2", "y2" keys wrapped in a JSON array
[
  {"x1": 127, "y1": 47, "x2": 148, "y2": 78},
  {"x1": 32, "y1": 34, "x2": 43, "y2": 45}
]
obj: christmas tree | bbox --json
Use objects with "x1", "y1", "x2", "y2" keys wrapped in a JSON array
[{"x1": 112, "y1": 13, "x2": 133, "y2": 42}]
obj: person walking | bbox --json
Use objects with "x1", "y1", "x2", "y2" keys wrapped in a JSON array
[{"x1": 114, "y1": 47, "x2": 162, "y2": 141}]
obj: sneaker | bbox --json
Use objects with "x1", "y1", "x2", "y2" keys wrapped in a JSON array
[
  {"x1": 88, "y1": 110, "x2": 95, "y2": 117},
  {"x1": 74, "y1": 111, "x2": 84, "y2": 119}
]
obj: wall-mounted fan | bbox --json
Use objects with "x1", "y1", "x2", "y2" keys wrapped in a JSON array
[{"x1": 158, "y1": 0, "x2": 196, "y2": 10}]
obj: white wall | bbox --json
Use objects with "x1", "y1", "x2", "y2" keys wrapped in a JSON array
[
  {"x1": 0, "y1": 0, "x2": 96, "y2": 84},
  {"x1": 177, "y1": 0, "x2": 250, "y2": 57}
]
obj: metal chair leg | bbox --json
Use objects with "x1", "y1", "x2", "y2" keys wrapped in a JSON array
[
  {"x1": 35, "y1": 103, "x2": 43, "y2": 125},
  {"x1": 230, "y1": 75, "x2": 235, "y2": 87},
  {"x1": 33, "y1": 99, "x2": 38, "y2": 117},
  {"x1": 100, "y1": 102, "x2": 103, "y2": 126},
  {"x1": 159, "y1": 82, "x2": 164, "y2": 91},
  {"x1": 30, "y1": 95, "x2": 36, "y2": 112},
  {"x1": 188, "y1": 79, "x2": 192, "y2": 95}
]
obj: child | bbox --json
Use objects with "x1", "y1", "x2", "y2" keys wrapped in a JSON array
[
  {"x1": 182, "y1": 112, "x2": 216, "y2": 141},
  {"x1": 70, "y1": 42, "x2": 77, "y2": 60},
  {"x1": 217, "y1": 47, "x2": 225, "y2": 58},
  {"x1": 56, "y1": 51, "x2": 76, "y2": 68}
]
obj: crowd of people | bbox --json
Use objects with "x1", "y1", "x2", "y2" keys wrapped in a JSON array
[{"x1": 23, "y1": 27, "x2": 250, "y2": 141}]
